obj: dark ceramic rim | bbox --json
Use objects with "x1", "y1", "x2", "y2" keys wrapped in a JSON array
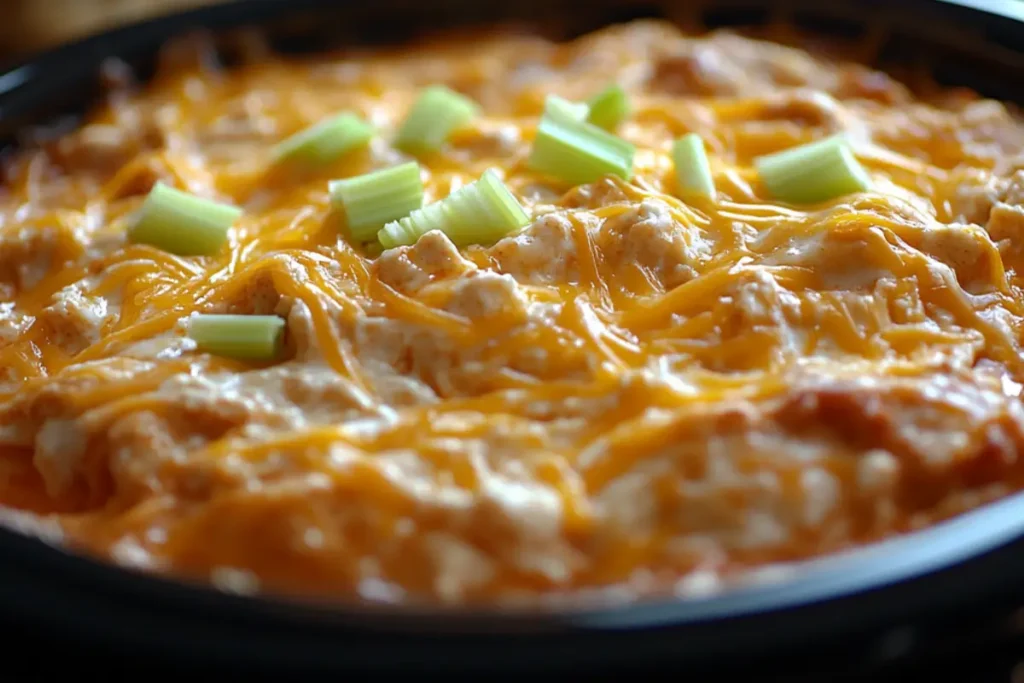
[{"x1": 0, "y1": 0, "x2": 1022, "y2": 651}]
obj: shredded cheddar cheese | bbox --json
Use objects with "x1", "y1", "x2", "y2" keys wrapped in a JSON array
[{"x1": 2, "y1": 20, "x2": 1024, "y2": 605}]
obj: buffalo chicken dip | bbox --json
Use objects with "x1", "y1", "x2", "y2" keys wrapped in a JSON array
[{"x1": 1, "y1": 20, "x2": 1024, "y2": 605}]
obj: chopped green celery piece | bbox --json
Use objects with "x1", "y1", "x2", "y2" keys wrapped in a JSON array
[
  {"x1": 395, "y1": 85, "x2": 479, "y2": 155},
  {"x1": 273, "y1": 113, "x2": 374, "y2": 165},
  {"x1": 329, "y1": 162, "x2": 424, "y2": 242},
  {"x1": 755, "y1": 135, "x2": 871, "y2": 204},
  {"x1": 378, "y1": 169, "x2": 528, "y2": 248},
  {"x1": 544, "y1": 94, "x2": 589, "y2": 121},
  {"x1": 129, "y1": 182, "x2": 241, "y2": 256},
  {"x1": 378, "y1": 203, "x2": 446, "y2": 249},
  {"x1": 527, "y1": 106, "x2": 635, "y2": 185},
  {"x1": 672, "y1": 133, "x2": 715, "y2": 199},
  {"x1": 586, "y1": 85, "x2": 630, "y2": 130},
  {"x1": 188, "y1": 314, "x2": 285, "y2": 361}
]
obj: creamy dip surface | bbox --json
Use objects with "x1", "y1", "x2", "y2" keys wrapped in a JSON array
[{"x1": 2, "y1": 20, "x2": 1024, "y2": 605}]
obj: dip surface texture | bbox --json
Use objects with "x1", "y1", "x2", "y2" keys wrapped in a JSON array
[{"x1": 2, "y1": 20, "x2": 1024, "y2": 605}]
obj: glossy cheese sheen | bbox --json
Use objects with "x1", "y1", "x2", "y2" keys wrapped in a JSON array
[{"x1": 2, "y1": 20, "x2": 1024, "y2": 606}]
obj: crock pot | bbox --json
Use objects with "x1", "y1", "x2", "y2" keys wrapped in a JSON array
[{"x1": 1, "y1": 0, "x2": 1023, "y2": 678}]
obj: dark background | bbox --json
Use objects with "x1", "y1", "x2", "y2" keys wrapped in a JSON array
[{"x1": 0, "y1": 0, "x2": 216, "y2": 59}]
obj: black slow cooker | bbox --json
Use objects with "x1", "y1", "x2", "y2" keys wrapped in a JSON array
[{"x1": 1, "y1": 1, "x2": 1024, "y2": 679}]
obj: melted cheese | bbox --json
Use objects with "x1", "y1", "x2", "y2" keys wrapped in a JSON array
[{"x1": 1, "y1": 20, "x2": 1024, "y2": 605}]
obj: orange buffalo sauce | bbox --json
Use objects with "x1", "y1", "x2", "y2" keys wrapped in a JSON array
[{"x1": 1, "y1": 20, "x2": 1024, "y2": 605}]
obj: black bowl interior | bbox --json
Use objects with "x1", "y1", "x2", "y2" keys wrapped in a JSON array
[{"x1": 1, "y1": 0, "x2": 1024, "y2": 676}]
